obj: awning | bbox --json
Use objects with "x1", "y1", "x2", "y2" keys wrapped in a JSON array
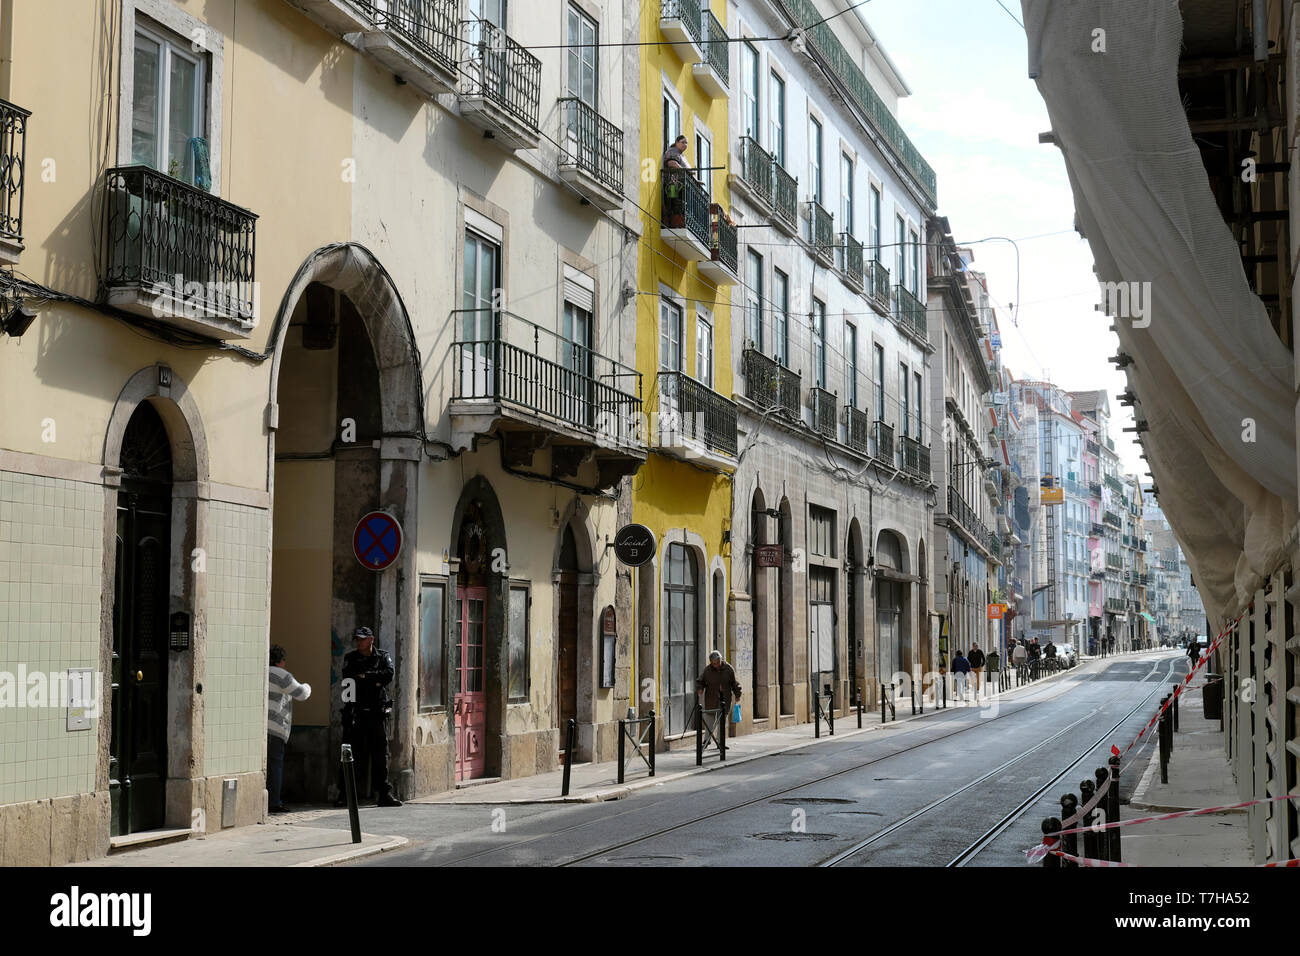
[{"x1": 1139, "y1": 611, "x2": 1156, "y2": 625}]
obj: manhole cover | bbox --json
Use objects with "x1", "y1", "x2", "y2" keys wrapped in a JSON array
[
  {"x1": 770, "y1": 797, "x2": 856, "y2": 805},
  {"x1": 753, "y1": 832, "x2": 837, "y2": 841}
]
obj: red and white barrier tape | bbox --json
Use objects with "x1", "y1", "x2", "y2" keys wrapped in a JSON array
[
  {"x1": 1047, "y1": 849, "x2": 1139, "y2": 868},
  {"x1": 1038, "y1": 792, "x2": 1300, "y2": 844}
]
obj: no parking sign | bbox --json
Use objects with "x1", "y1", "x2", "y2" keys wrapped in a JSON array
[{"x1": 353, "y1": 511, "x2": 403, "y2": 571}]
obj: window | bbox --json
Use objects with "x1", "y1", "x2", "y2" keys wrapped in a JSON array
[
  {"x1": 869, "y1": 185, "x2": 881, "y2": 262},
  {"x1": 874, "y1": 344, "x2": 885, "y2": 421},
  {"x1": 508, "y1": 583, "x2": 529, "y2": 701},
  {"x1": 909, "y1": 227, "x2": 920, "y2": 295},
  {"x1": 914, "y1": 371, "x2": 923, "y2": 441},
  {"x1": 695, "y1": 129, "x2": 712, "y2": 199},
  {"x1": 812, "y1": 298, "x2": 826, "y2": 387},
  {"x1": 462, "y1": 229, "x2": 500, "y2": 395},
  {"x1": 900, "y1": 362, "x2": 910, "y2": 437},
  {"x1": 663, "y1": 88, "x2": 681, "y2": 155},
  {"x1": 769, "y1": 72, "x2": 786, "y2": 165},
  {"x1": 809, "y1": 506, "x2": 835, "y2": 557},
  {"x1": 741, "y1": 41, "x2": 759, "y2": 139},
  {"x1": 773, "y1": 268, "x2": 789, "y2": 366},
  {"x1": 746, "y1": 249, "x2": 763, "y2": 351},
  {"x1": 566, "y1": 5, "x2": 597, "y2": 106},
  {"x1": 660, "y1": 298, "x2": 683, "y2": 371},
  {"x1": 418, "y1": 580, "x2": 446, "y2": 710},
  {"x1": 696, "y1": 313, "x2": 714, "y2": 388},
  {"x1": 841, "y1": 154, "x2": 855, "y2": 236},
  {"x1": 895, "y1": 214, "x2": 906, "y2": 289},
  {"x1": 132, "y1": 20, "x2": 207, "y2": 181},
  {"x1": 662, "y1": 543, "x2": 699, "y2": 736},
  {"x1": 846, "y1": 323, "x2": 858, "y2": 408},
  {"x1": 808, "y1": 116, "x2": 823, "y2": 203}
]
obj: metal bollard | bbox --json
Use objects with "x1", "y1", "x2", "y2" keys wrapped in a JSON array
[
  {"x1": 828, "y1": 689, "x2": 835, "y2": 736},
  {"x1": 1060, "y1": 793, "x2": 1079, "y2": 867},
  {"x1": 1171, "y1": 684, "x2": 1179, "y2": 733},
  {"x1": 617, "y1": 719, "x2": 626, "y2": 785},
  {"x1": 1107, "y1": 754, "x2": 1122, "y2": 862},
  {"x1": 911, "y1": 679, "x2": 917, "y2": 716},
  {"x1": 1158, "y1": 696, "x2": 1170, "y2": 784},
  {"x1": 1079, "y1": 778, "x2": 1097, "y2": 861},
  {"x1": 856, "y1": 687, "x2": 863, "y2": 729},
  {"x1": 648, "y1": 711, "x2": 656, "y2": 777},
  {"x1": 718, "y1": 707, "x2": 727, "y2": 761},
  {"x1": 1041, "y1": 817, "x2": 1062, "y2": 867},
  {"x1": 1094, "y1": 767, "x2": 1111, "y2": 861},
  {"x1": 561, "y1": 717, "x2": 576, "y2": 796},
  {"x1": 696, "y1": 704, "x2": 705, "y2": 765},
  {"x1": 880, "y1": 684, "x2": 886, "y2": 724},
  {"x1": 340, "y1": 743, "x2": 362, "y2": 845}
]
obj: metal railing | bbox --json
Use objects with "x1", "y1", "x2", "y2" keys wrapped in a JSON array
[
  {"x1": 1089, "y1": 481, "x2": 1102, "y2": 497},
  {"x1": 839, "y1": 232, "x2": 863, "y2": 289},
  {"x1": 873, "y1": 419, "x2": 894, "y2": 463},
  {"x1": 662, "y1": 167, "x2": 710, "y2": 248},
  {"x1": 658, "y1": 370, "x2": 738, "y2": 457},
  {"x1": 1090, "y1": 521, "x2": 1105, "y2": 537},
  {"x1": 811, "y1": 386, "x2": 837, "y2": 439},
  {"x1": 660, "y1": 0, "x2": 702, "y2": 46},
  {"x1": 1105, "y1": 597, "x2": 1125, "y2": 613},
  {"x1": 0, "y1": 99, "x2": 30, "y2": 243},
  {"x1": 845, "y1": 406, "x2": 871, "y2": 454},
  {"x1": 452, "y1": 309, "x2": 643, "y2": 446},
  {"x1": 1106, "y1": 552, "x2": 1123, "y2": 569},
  {"x1": 743, "y1": 348, "x2": 800, "y2": 419},
  {"x1": 460, "y1": 17, "x2": 541, "y2": 131},
  {"x1": 901, "y1": 436, "x2": 928, "y2": 480},
  {"x1": 947, "y1": 486, "x2": 994, "y2": 552},
  {"x1": 868, "y1": 259, "x2": 890, "y2": 311},
  {"x1": 772, "y1": 161, "x2": 798, "y2": 231},
  {"x1": 736, "y1": 136, "x2": 773, "y2": 206},
  {"x1": 558, "y1": 97, "x2": 623, "y2": 195},
  {"x1": 700, "y1": 7, "x2": 729, "y2": 86},
  {"x1": 893, "y1": 284, "x2": 926, "y2": 338},
  {"x1": 709, "y1": 205, "x2": 738, "y2": 275},
  {"x1": 1103, "y1": 510, "x2": 1122, "y2": 527},
  {"x1": 808, "y1": 199, "x2": 834, "y2": 264},
  {"x1": 365, "y1": 0, "x2": 459, "y2": 74},
  {"x1": 102, "y1": 165, "x2": 258, "y2": 322},
  {"x1": 1086, "y1": 439, "x2": 1100, "y2": 456}
]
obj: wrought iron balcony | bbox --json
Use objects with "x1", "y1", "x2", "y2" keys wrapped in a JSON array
[
  {"x1": 1089, "y1": 481, "x2": 1102, "y2": 497},
  {"x1": 772, "y1": 161, "x2": 798, "y2": 235},
  {"x1": 946, "y1": 486, "x2": 993, "y2": 553},
  {"x1": 1086, "y1": 439, "x2": 1100, "y2": 456},
  {"x1": 742, "y1": 348, "x2": 800, "y2": 419},
  {"x1": 661, "y1": 168, "x2": 711, "y2": 260},
  {"x1": 901, "y1": 436, "x2": 929, "y2": 480},
  {"x1": 892, "y1": 284, "x2": 926, "y2": 339},
  {"x1": 808, "y1": 199, "x2": 834, "y2": 266},
  {"x1": 356, "y1": 0, "x2": 459, "y2": 97},
  {"x1": 458, "y1": 17, "x2": 541, "y2": 150},
  {"x1": 1104, "y1": 474, "x2": 1125, "y2": 494},
  {"x1": 101, "y1": 165, "x2": 257, "y2": 338},
  {"x1": 810, "y1": 386, "x2": 837, "y2": 439},
  {"x1": 699, "y1": 205, "x2": 739, "y2": 284},
  {"x1": 557, "y1": 97, "x2": 623, "y2": 210},
  {"x1": 873, "y1": 419, "x2": 894, "y2": 464},
  {"x1": 838, "y1": 232, "x2": 863, "y2": 291},
  {"x1": 845, "y1": 406, "x2": 871, "y2": 455},
  {"x1": 449, "y1": 309, "x2": 645, "y2": 482},
  {"x1": 1106, "y1": 552, "x2": 1123, "y2": 569},
  {"x1": 733, "y1": 136, "x2": 773, "y2": 209},
  {"x1": 1105, "y1": 597, "x2": 1125, "y2": 614},
  {"x1": 867, "y1": 259, "x2": 890, "y2": 313},
  {"x1": 0, "y1": 98, "x2": 30, "y2": 262},
  {"x1": 693, "y1": 8, "x2": 729, "y2": 96},
  {"x1": 1090, "y1": 521, "x2": 1106, "y2": 537},
  {"x1": 660, "y1": 0, "x2": 704, "y2": 63},
  {"x1": 1103, "y1": 509, "x2": 1122, "y2": 528},
  {"x1": 657, "y1": 370, "x2": 738, "y2": 464}
]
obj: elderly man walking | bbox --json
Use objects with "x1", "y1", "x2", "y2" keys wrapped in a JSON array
[{"x1": 696, "y1": 650, "x2": 742, "y2": 732}]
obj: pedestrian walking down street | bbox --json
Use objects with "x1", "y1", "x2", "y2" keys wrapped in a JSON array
[
  {"x1": 1012, "y1": 640, "x2": 1028, "y2": 677},
  {"x1": 968, "y1": 644, "x2": 986, "y2": 694},
  {"x1": 1045, "y1": 640, "x2": 1057, "y2": 669},
  {"x1": 951, "y1": 649, "x2": 971, "y2": 700},
  {"x1": 1187, "y1": 639, "x2": 1200, "y2": 665},
  {"x1": 268, "y1": 645, "x2": 311, "y2": 814},
  {"x1": 696, "y1": 650, "x2": 742, "y2": 713},
  {"x1": 336, "y1": 626, "x2": 403, "y2": 808}
]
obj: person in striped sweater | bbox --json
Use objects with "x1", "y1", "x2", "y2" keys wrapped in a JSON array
[{"x1": 268, "y1": 645, "x2": 311, "y2": 814}]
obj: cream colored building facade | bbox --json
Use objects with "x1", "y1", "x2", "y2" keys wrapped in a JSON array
[{"x1": 0, "y1": 0, "x2": 641, "y2": 864}]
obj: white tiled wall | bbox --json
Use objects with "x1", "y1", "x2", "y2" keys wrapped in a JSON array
[
  {"x1": 0, "y1": 471, "x2": 102, "y2": 805},
  {"x1": 203, "y1": 501, "x2": 270, "y2": 777}
]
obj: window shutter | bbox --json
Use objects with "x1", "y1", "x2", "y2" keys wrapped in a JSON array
[{"x1": 563, "y1": 266, "x2": 594, "y2": 312}]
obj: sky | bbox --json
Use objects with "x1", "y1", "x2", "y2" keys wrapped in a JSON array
[{"x1": 851, "y1": 0, "x2": 1146, "y2": 478}]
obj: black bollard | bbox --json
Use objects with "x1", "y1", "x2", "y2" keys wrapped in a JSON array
[
  {"x1": 880, "y1": 684, "x2": 886, "y2": 724},
  {"x1": 562, "y1": 717, "x2": 576, "y2": 796},
  {"x1": 911, "y1": 679, "x2": 917, "y2": 716},
  {"x1": 340, "y1": 743, "x2": 362, "y2": 845},
  {"x1": 1108, "y1": 755, "x2": 1122, "y2": 862},
  {"x1": 856, "y1": 687, "x2": 863, "y2": 729},
  {"x1": 617, "y1": 719, "x2": 626, "y2": 785},
  {"x1": 1079, "y1": 778, "x2": 1097, "y2": 861},
  {"x1": 1094, "y1": 767, "x2": 1111, "y2": 861},
  {"x1": 828, "y1": 689, "x2": 835, "y2": 736},
  {"x1": 1171, "y1": 684, "x2": 1180, "y2": 732},
  {"x1": 719, "y1": 707, "x2": 727, "y2": 761},
  {"x1": 648, "y1": 711, "x2": 656, "y2": 777},
  {"x1": 1041, "y1": 817, "x2": 1062, "y2": 867},
  {"x1": 696, "y1": 703, "x2": 704, "y2": 764},
  {"x1": 1060, "y1": 793, "x2": 1079, "y2": 867},
  {"x1": 1158, "y1": 696, "x2": 1170, "y2": 784}
]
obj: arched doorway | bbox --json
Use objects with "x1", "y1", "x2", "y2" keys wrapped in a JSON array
[
  {"x1": 778, "y1": 497, "x2": 794, "y2": 717},
  {"x1": 917, "y1": 539, "x2": 930, "y2": 677},
  {"x1": 111, "y1": 401, "x2": 173, "y2": 836},
  {"x1": 750, "y1": 488, "x2": 769, "y2": 719},
  {"x1": 875, "y1": 530, "x2": 910, "y2": 684},
  {"x1": 847, "y1": 519, "x2": 864, "y2": 704},
  {"x1": 662, "y1": 542, "x2": 700, "y2": 737}
]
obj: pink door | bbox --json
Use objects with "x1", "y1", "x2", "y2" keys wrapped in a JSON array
[{"x1": 455, "y1": 587, "x2": 488, "y2": 781}]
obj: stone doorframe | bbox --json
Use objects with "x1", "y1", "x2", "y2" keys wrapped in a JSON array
[{"x1": 552, "y1": 499, "x2": 598, "y2": 760}]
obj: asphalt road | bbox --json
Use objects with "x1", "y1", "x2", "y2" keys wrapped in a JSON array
[{"x1": 336, "y1": 650, "x2": 1188, "y2": 867}]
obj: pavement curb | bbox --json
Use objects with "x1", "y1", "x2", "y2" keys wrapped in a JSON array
[{"x1": 292, "y1": 834, "x2": 410, "y2": 867}]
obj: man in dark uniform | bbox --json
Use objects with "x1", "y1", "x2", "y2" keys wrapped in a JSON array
[{"x1": 336, "y1": 626, "x2": 403, "y2": 807}]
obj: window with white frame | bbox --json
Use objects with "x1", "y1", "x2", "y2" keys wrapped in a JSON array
[
  {"x1": 566, "y1": 5, "x2": 598, "y2": 107},
  {"x1": 909, "y1": 226, "x2": 920, "y2": 295},
  {"x1": 769, "y1": 71, "x2": 785, "y2": 165},
  {"x1": 869, "y1": 184, "x2": 881, "y2": 263},
  {"x1": 132, "y1": 18, "x2": 208, "y2": 183},
  {"x1": 773, "y1": 268, "x2": 789, "y2": 366},
  {"x1": 660, "y1": 297, "x2": 683, "y2": 371},
  {"x1": 895, "y1": 214, "x2": 906, "y2": 290},
  {"x1": 812, "y1": 298, "x2": 826, "y2": 387},
  {"x1": 900, "y1": 361, "x2": 910, "y2": 437},
  {"x1": 846, "y1": 323, "x2": 858, "y2": 408},
  {"x1": 696, "y1": 313, "x2": 714, "y2": 388},
  {"x1": 874, "y1": 344, "x2": 885, "y2": 421},
  {"x1": 841, "y1": 154, "x2": 854, "y2": 236},
  {"x1": 741, "y1": 41, "x2": 759, "y2": 139},
  {"x1": 808, "y1": 116, "x2": 822, "y2": 203},
  {"x1": 746, "y1": 249, "x2": 763, "y2": 351},
  {"x1": 663, "y1": 88, "x2": 681, "y2": 155},
  {"x1": 695, "y1": 128, "x2": 712, "y2": 199}
]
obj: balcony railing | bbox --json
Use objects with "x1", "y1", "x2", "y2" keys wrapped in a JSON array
[
  {"x1": 1106, "y1": 553, "x2": 1123, "y2": 569},
  {"x1": 453, "y1": 309, "x2": 642, "y2": 446},
  {"x1": 662, "y1": 167, "x2": 710, "y2": 249},
  {"x1": 735, "y1": 136, "x2": 773, "y2": 208},
  {"x1": 772, "y1": 161, "x2": 798, "y2": 232},
  {"x1": 893, "y1": 285, "x2": 926, "y2": 338},
  {"x1": 901, "y1": 435, "x2": 923, "y2": 478},
  {"x1": 1105, "y1": 597, "x2": 1125, "y2": 613},
  {"x1": 1086, "y1": 439, "x2": 1100, "y2": 456},
  {"x1": 810, "y1": 386, "x2": 837, "y2": 439},
  {"x1": 845, "y1": 406, "x2": 871, "y2": 454},
  {"x1": 658, "y1": 370, "x2": 738, "y2": 457},
  {"x1": 947, "y1": 486, "x2": 993, "y2": 552},
  {"x1": 743, "y1": 348, "x2": 800, "y2": 419},
  {"x1": 1090, "y1": 522, "x2": 1105, "y2": 537},
  {"x1": 699, "y1": 8, "x2": 729, "y2": 87},
  {"x1": 460, "y1": 17, "x2": 541, "y2": 132},
  {"x1": 1104, "y1": 474, "x2": 1125, "y2": 494},
  {"x1": 873, "y1": 420, "x2": 894, "y2": 463},
  {"x1": 660, "y1": 0, "x2": 703, "y2": 48},
  {"x1": 867, "y1": 259, "x2": 890, "y2": 312},
  {"x1": 365, "y1": 0, "x2": 459, "y2": 75},
  {"x1": 1088, "y1": 481, "x2": 1102, "y2": 498},
  {"x1": 1103, "y1": 510, "x2": 1122, "y2": 528},
  {"x1": 808, "y1": 199, "x2": 834, "y2": 264},
  {"x1": 838, "y1": 232, "x2": 863, "y2": 289},
  {"x1": 0, "y1": 99, "x2": 30, "y2": 247},
  {"x1": 558, "y1": 97, "x2": 623, "y2": 196},
  {"x1": 709, "y1": 205, "x2": 738, "y2": 275},
  {"x1": 918, "y1": 443, "x2": 931, "y2": 481},
  {"x1": 102, "y1": 165, "x2": 257, "y2": 325}
]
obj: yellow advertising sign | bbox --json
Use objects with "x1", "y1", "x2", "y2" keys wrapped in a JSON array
[
  {"x1": 987, "y1": 603, "x2": 1006, "y2": 620},
  {"x1": 1041, "y1": 487, "x2": 1065, "y2": 505}
]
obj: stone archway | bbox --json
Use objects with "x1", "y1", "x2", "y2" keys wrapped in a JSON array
[
  {"x1": 553, "y1": 499, "x2": 596, "y2": 760},
  {"x1": 750, "y1": 488, "x2": 770, "y2": 719},
  {"x1": 847, "y1": 518, "x2": 865, "y2": 705}
]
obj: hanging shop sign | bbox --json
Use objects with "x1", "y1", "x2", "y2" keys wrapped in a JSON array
[
  {"x1": 613, "y1": 524, "x2": 656, "y2": 567},
  {"x1": 754, "y1": 544, "x2": 784, "y2": 568}
]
